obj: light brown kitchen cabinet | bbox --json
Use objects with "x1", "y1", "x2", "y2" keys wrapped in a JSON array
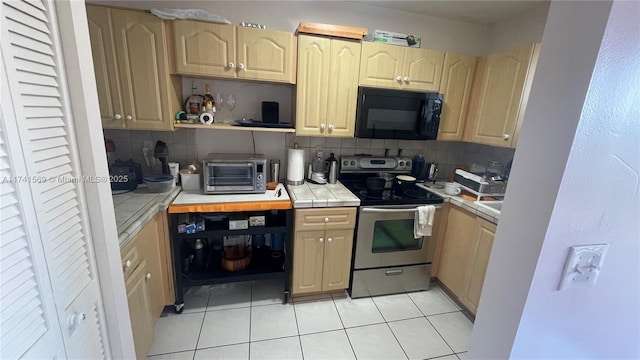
[
  {"x1": 173, "y1": 20, "x2": 296, "y2": 84},
  {"x1": 120, "y1": 211, "x2": 173, "y2": 358},
  {"x1": 436, "y1": 204, "x2": 497, "y2": 316},
  {"x1": 296, "y1": 35, "x2": 361, "y2": 137},
  {"x1": 437, "y1": 205, "x2": 476, "y2": 297},
  {"x1": 438, "y1": 53, "x2": 477, "y2": 140},
  {"x1": 460, "y1": 217, "x2": 496, "y2": 314},
  {"x1": 464, "y1": 43, "x2": 540, "y2": 147},
  {"x1": 292, "y1": 208, "x2": 356, "y2": 295},
  {"x1": 359, "y1": 42, "x2": 444, "y2": 91},
  {"x1": 87, "y1": 5, "x2": 181, "y2": 131}
]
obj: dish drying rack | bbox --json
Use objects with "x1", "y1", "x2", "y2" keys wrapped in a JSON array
[{"x1": 453, "y1": 169, "x2": 507, "y2": 201}]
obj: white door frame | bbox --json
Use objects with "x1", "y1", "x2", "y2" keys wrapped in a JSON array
[{"x1": 53, "y1": 1, "x2": 134, "y2": 358}]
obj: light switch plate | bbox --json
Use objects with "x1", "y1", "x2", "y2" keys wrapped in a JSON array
[{"x1": 558, "y1": 244, "x2": 609, "y2": 290}]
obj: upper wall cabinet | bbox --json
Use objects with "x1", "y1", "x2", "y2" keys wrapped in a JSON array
[
  {"x1": 173, "y1": 21, "x2": 296, "y2": 84},
  {"x1": 87, "y1": 5, "x2": 181, "y2": 131},
  {"x1": 464, "y1": 43, "x2": 540, "y2": 147},
  {"x1": 296, "y1": 35, "x2": 361, "y2": 137},
  {"x1": 437, "y1": 52, "x2": 477, "y2": 141},
  {"x1": 359, "y1": 42, "x2": 444, "y2": 92}
]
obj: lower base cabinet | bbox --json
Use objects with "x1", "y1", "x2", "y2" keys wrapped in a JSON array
[
  {"x1": 437, "y1": 205, "x2": 496, "y2": 315},
  {"x1": 121, "y1": 212, "x2": 174, "y2": 358},
  {"x1": 292, "y1": 208, "x2": 356, "y2": 295}
]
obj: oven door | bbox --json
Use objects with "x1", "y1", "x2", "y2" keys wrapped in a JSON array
[
  {"x1": 205, "y1": 162, "x2": 256, "y2": 193},
  {"x1": 354, "y1": 205, "x2": 441, "y2": 269}
]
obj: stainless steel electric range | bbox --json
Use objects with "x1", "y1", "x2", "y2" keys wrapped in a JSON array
[{"x1": 339, "y1": 156, "x2": 445, "y2": 298}]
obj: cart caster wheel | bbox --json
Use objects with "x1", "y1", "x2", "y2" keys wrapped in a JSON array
[
  {"x1": 174, "y1": 303, "x2": 184, "y2": 314},
  {"x1": 283, "y1": 291, "x2": 290, "y2": 304}
]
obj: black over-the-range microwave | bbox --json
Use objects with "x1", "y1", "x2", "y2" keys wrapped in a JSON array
[{"x1": 355, "y1": 87, "x2": 443, "y2": 140}]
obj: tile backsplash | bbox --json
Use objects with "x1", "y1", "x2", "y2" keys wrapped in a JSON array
[{"x1": 103, "y1": 128, "x2": 514, "y2": 180}]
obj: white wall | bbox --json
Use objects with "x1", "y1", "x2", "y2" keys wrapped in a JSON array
[
  {"x1": 470, "y1": 0, "x2": 640, "y2": 358},
  {"x1": 487, "y1": 2, "x2": 549, "y2": 53},
  {"x1": 91, "y1": 0, "x2": 490, "y2": 54}
]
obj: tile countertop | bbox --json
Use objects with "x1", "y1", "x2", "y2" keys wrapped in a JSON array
[
  {"x1": 417, "y1": 182, "x2": 501, "y2": 224},
  {"x1": 113, "y1": 185, "x2": 182, "y2": 248},
  {"x1": 286, "y1": 181, "x2": 360, "y2": 208}
]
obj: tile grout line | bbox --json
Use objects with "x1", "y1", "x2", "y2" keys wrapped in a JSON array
[
  {"x1": 192, "y1": 293, "x2": 211, "y2": 359},
  {"x1": 425, "y1": 313, "x2": 459, "y2": 356},
  {"x1": 291, "y1": 298, "x2": 304, "y2": 360},
  {"x1": 370, "y1": 297, "x2": 410, "y2": 360},
  {"x1": 330, "y1": 295, "x2": 358, "y2": 360}
]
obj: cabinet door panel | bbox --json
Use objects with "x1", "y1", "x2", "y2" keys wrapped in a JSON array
[
  {"x1": 437, "y1": 206, "x2": 476, "y2": 298},
  {"x1": 326, "y1": 39, "x2": 360, "y2": 138},
  {"x1": 296, "y1": 35, "x2": 331, "y2": 136},
  {"x1": 359, "y1": 42, "x2": 403, "y2": 89},
  {"x1": 136, "y1": 214, "x2": 166, "y2": 321},
  {"x1": 461, "y1": 218, "x2": 496, "y2": 315},
  {"x1": 237, "y1": 27, "x2": 294, "y2": 83},
  {"x1": 438, "y1": 53, "x2": 476, "y2": 140},
  {"x1": 465, "y1": 44, "x2": 535, "y2": 146},
  {"x1": 86, "y1": 7, "x2": 124, "y2": 129},
  {"x1": 112, "y1": 10, "x2": 173, "y2": 130},
  {"x1": 322, "y1": 229, "x2": 354, "y2": 291},
  {"x1": 125, "y1": 261, "x2": 154, "y2": 360},
  {"x1": 173, "y1": 20, "x2": 236, "y2": 78},
  {"x1": 292, "y1": 230, "x2": 326, "y2": 295},
  {"x1": 402, "y1": 48, "x2": 444, "y2": 91}
]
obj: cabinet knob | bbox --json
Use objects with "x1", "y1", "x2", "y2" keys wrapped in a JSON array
[
  {"x1": 327, "y1": 237, "x2": 333, "y2": 243},
  {"x1": 320, "y1": 124, "x2": 326, "y2": 132},
  {"x1": 324, "y1": 217, "x2": 329, "y2": 223},
  {"x1": 238, "y1": 63, "x2": 245, "y2": 70},
  {"x1": 228, "y1": 62, "x2": 235, "y2": 69},
  {"x1": 67, "y1": 312, "x2": 86, "y2": 332},
  {"x1": 403, "y1": 76, "x2": 410, "y2": 83},
  {"x1": 319, "y1": 237, "x2": 324, "y2": 243},
  {"x1": 503, "y1": 133, "x2": 510, "y2": 140},
  {"x1": 124, "y1": 260, "x2": 131, "y2": 269},
  {"x1": 114, "y1": 114, "x2": 122, "y2": 120},
  {"x1": 126, "y1": 115, "x2": 133, "y2": 121},
  {"x1": 145, "y1": 273, "x2": 152, "y2": 280},
  {"x1": 396, "y1": 76, "x2": 402, "y2": 82},
  {"x1": 328, "y1": 124, "x2": 334, "y2": 131}
]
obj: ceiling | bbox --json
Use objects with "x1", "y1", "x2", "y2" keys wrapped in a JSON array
[{"x1": 355, "y1": 1, "x2": 550, "y2": 25}]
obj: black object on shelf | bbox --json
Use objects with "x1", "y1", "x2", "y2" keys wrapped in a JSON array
[{"x1": 261, "y1": 101, "x2": 279, "y2": 124}]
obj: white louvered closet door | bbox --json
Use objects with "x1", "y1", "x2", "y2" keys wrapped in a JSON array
[{"x1": 1, "y1": 1, "x2": 110, "y2": 359}]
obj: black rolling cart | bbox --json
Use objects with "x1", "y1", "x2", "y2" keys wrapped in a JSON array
[{"x1": 168, "y1": 190, "x2": 293, "y2": 314}]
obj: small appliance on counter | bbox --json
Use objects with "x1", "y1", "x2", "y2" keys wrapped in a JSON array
[
  {"x1": 453, "y1": 168, "x2": 508, "y2": 198},
  {"x1": 154, "y1": 140, "x2": 169, "y2": 174},
  {"x1": 203, "y1": 153, "x2": 267, "y2": 194},
  {"x1": 109, "y1": 159, "x2": 141, "y2": 191}
]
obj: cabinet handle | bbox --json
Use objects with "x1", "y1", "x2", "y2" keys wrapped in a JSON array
[
  {"x1": 114, "y1": 114, "x2": 122, "y2": 120},
  {"x1": 228, "y1": 62, "x2": 235, "y2": 69},
  {"x1": 238, "y1": 63, "x2": 245, "y2": 70},
  {"x1": 503, "y1": 133, "x2": 510, "y2": 141},
  {"x1": 403, "y1": 76, "x2": 410, "y2": 83},
  {"x1": 324, "y1": 217, "x2": 329, "y2": 223},
  {"x1": 320, "y1": 124, "x2": 326, "y2": 132},
  {"x1": 328, "y1": 124, "x2": 334, "y2": 131},
  {"x1": 327, "y1": 237, "x2": 332, "y2": 243},
  {"x1": 124, "y1": 260, "x2": 131, "y2": 269},
  {"x1": 145, "y1": 273, "x2": 151, "y2": 280},
  {"x1": 396, "y1": 76, "x2": 402, "y2": 82},
  {"x1": 126, "y1": 115, "x2": 132, "y2": 121},
  {"x1": 319, "y1": 237, "x2": 324, "y2": 243}
]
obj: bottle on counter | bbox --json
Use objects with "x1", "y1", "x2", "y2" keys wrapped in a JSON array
[
  {"x1": 411, "y1": 154, "x2": 426, "y2": 180},
  {"x1": 326, "y1": 153, "x2": 338, "y2": 184},
  {"x1": 185, "y1": 84, "x2": 204, "y2": 115},
  {"x1": 203, "y1": 83, "x2": 216, "y2": 114}
]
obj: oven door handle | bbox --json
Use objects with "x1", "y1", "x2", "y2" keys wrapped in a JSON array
[{"x1": 361, "y1": 205, "x2": 442, "y2": 213}]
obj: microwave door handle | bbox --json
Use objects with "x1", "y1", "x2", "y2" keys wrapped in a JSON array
[{"x1": 416, "y1": 99, "x2": 426, "y2": 135}]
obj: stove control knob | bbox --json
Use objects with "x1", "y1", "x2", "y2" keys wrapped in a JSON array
[
  {"x1": 399, "y1": 161, "x2": 405, "y2": 166},
  {"x1": 350, "y1": 160, "x2": 356, "y2": 166},
  {"x1": 343, "y1": 160, "x2": 348, "y2": 166},
  {"x1": 406, "y1": 161, "x2": 411, "y2": 167}
]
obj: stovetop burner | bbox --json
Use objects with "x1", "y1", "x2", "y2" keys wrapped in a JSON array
[{"x1": 346, "y1": 182, "x2": 443, "y2": 206}]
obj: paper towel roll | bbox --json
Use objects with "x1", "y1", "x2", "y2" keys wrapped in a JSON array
[{"x1": 287, "y1": 148, "x2": 305, "y2": 185}]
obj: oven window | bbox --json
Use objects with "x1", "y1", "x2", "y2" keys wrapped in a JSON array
[
  {"x1": 209, "y1": 164, "x2": 254, "y2": 187},
  {"x1": 372, "y1": 219, "x2": 423, "y2": 252}
]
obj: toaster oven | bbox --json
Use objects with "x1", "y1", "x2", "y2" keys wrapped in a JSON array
[{"x1": 203, "y1": 154, "x2": 267, "y2": 194}]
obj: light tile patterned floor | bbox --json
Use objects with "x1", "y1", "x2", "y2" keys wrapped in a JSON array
[{"x1": 147, "y1": 279, "x2": 473, "y2": 360}]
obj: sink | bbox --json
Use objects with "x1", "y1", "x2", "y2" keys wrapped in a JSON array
[{"x1": 474, "y1": 200, "x2": 503, "y2": 214}]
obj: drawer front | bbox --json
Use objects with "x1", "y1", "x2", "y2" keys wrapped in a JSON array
[
  {"x1": 350, "y1": 264, "x2": 432, "y2": 298},
  {"x1": 121, "y1": 241, "x2": 141, "y2": 281},
  {"x1": 295, "y1": 207, "x2": 356, "y2": 231}
]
